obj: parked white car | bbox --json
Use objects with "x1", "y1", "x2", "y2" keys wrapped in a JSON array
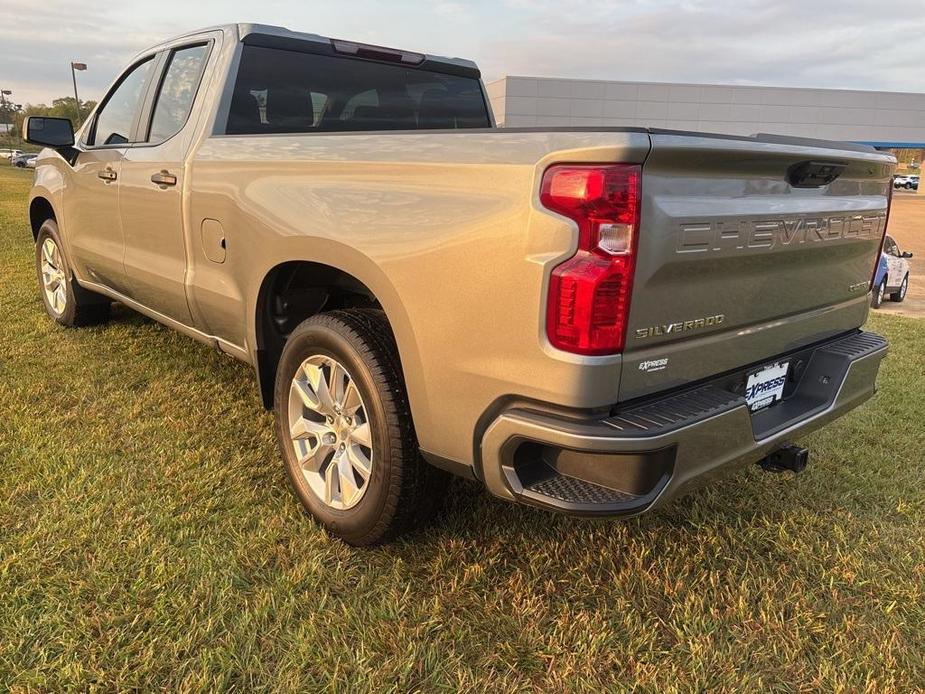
[
  {"x1": 877, "y1": 235, "x2": 913, "y2": 304},
  {"x1": 11, "y1": 152, "x2": 37, "y2": 168},
  {"x1": 893, "y1": 174, "x2": 919, "y2": 190}
]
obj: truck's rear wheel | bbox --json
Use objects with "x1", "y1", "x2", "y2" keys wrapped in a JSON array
[
  {"x1": 35, "y1": 219, "x2": 110, "y2": 327},
  {"x1": 273, "y1": 309, "x2": 448, "y2": 545}
]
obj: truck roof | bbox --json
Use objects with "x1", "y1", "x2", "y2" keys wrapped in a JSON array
[{"x1": 146, "y1": 23, "x2": 481, "y2": 79}]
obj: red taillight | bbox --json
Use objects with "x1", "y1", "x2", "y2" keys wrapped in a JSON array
[{"x1": 541, "y1": 164, "x2": 641, "y2": 355}]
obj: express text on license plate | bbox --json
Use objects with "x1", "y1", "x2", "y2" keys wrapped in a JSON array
[{"x1": 745, "y1": 361, "x2": 789, "y2": 412}]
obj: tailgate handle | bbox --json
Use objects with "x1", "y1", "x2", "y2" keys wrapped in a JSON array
[{"x1": 787, "y1": 160, "x2": 846, "y2": 188}]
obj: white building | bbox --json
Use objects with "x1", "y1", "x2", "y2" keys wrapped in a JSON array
[{"x1": 486, "y1": 76, "x2": 925, "y2": 149}]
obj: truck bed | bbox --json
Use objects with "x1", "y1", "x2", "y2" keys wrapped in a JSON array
[{"x1": 190, "y1": 126, "x2": 892, "y2": 466}]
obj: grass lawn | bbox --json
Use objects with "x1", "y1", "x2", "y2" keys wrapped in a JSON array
[{"x1": 1, "y1": 165, "x2": 924, "y2": 691}]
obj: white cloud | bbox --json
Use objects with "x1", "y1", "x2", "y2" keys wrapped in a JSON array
[
  {"x1": 480, "y1": 0, "x2": 925, "y2": 91},
  {"x1": 0, "y1": 0, "x2": 172, "y2": 104}
]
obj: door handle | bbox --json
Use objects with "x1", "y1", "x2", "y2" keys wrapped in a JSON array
[
  {"x1": 98, "y1": 168, "x2": 117, "y2": 182},
  {"x1": 150, "y1": 170, "x2": 178, "y2": 187}
]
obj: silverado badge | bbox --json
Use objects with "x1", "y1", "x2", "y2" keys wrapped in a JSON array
[{"x1": 635, "y1": 314, "x2": 725, "y2": 340}]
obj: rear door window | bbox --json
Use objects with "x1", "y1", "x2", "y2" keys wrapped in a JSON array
[
  {"x1": 147, "y1": 44, "x2": 210, "y2": 144},
  {"x1": 226, "y1": 45, "x2": 490, "y2": 134}
]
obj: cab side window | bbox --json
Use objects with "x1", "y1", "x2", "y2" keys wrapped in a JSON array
[
  {"x1": 148, "y1": 44, "x2": 210, "y2": 144},
  {"x1": 91, "y1": 58, "x2": 155, "y2": 146}
]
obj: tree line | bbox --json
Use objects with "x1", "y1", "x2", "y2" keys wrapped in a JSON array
[{"x1": 2, "y1": 97, "x2": 97, "y2": 150}]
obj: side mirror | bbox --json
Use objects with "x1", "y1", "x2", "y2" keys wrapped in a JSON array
[
  {"x1": 24, "y1": 116, "x2": 75, "y2": 148},
  {"x1": 902, "y1": 251, "x2": 913, "y2": 259}
]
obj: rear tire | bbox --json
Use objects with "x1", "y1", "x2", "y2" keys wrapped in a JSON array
[
  {"x1": 890, "y1": 274, "x2": 909, "y2": 303},
  {"x1": 35, "y1": 219, "x2": 111, "y2": 327},
  {"x1": 273, "y1": 309, "x2": 449, "y2": 546}
]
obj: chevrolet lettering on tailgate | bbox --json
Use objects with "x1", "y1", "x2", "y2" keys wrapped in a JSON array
[{"x1": 677, "y1": 213, "x2": 887, "y2": 254}]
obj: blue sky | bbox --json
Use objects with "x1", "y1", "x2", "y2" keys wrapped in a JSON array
[{"x1": 2, "y1": 0, "x2": 924, "y2": 106}]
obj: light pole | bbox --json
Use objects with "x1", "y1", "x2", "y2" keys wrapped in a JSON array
[
  {"x1": 14, "y1": 104, "x2": 22, "y2": 147},
  {"x1": 71, "y1": 61, "x2": 87, "y2": 124}
]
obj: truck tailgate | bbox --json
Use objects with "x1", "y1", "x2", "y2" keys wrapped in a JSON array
[{"x1": 620, "y1": 132, "x2": 893, "y2": 401}]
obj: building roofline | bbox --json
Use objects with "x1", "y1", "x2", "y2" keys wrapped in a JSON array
[{"x1": 491, "y1": 75, "x2": 925, "y2": 99}]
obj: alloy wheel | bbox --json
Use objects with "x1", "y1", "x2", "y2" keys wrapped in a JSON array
[
  {"x1": 287, "y1": 354, "x2": 373, "y2": 510},
  {"x1": 40, "y1": 238, "x2": 67, "y2": 316}
]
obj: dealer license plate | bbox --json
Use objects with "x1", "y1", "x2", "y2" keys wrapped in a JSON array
[{"x1": 745, "y1": 361, "x2": 789, "y2": 412}]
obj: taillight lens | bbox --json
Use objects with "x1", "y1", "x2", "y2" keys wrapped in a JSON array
[{"x1": 541, "y1": 164, "x2": 641, "y2": 355}]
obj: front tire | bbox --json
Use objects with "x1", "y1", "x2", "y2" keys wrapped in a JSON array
[
  {"x1": 890, "y1": 274, "x2": 909, "y2": 303},
  {"x1": 273, "y1": 309, "x2": 448, "y2": 546},
  {"x1": 35, "y1": 219, "x2": 111, "y2": 327},
  {"x1": 872, "y1": 277, "x2": 887, "y2": 308}
]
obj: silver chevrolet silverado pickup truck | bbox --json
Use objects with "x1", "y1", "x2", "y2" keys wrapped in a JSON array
[{"x1": 26, "y1": 24, "x2": 892, "y2": 545}]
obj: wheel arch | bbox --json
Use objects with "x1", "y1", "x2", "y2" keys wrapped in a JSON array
[
  {"x1": 28, "y1": 161, "x2": 68, "y2": 242},
  {"x1": 251, "y1": 259, "x2": 426, "y2": 422},
  {"x1": 29, "y1": 196, "x2": 57, "y2": 241}
]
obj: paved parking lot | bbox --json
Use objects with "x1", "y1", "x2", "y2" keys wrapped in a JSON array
[{"x1": 879, "y1": 192, "x2": 924, "y2": 318}]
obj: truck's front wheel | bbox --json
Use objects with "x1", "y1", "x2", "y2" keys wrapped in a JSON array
[
  {"x1": 35, "y1": 219, "x2": 110, "y2": 327},
  {"x1": 273, "y1": 309, "x2": 448, "y2": 545},
  {"x1": 872, "y1": 277, "x2": 887, "y2": 308}
]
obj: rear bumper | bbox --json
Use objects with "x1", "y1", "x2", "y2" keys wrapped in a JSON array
[{"x1": 479, "y1": 331, "x2": 888, "y2": 516}]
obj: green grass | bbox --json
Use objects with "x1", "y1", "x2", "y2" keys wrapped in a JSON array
[{"x1": 1, "y1": 165, "x2": 924, "y2": 692}]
